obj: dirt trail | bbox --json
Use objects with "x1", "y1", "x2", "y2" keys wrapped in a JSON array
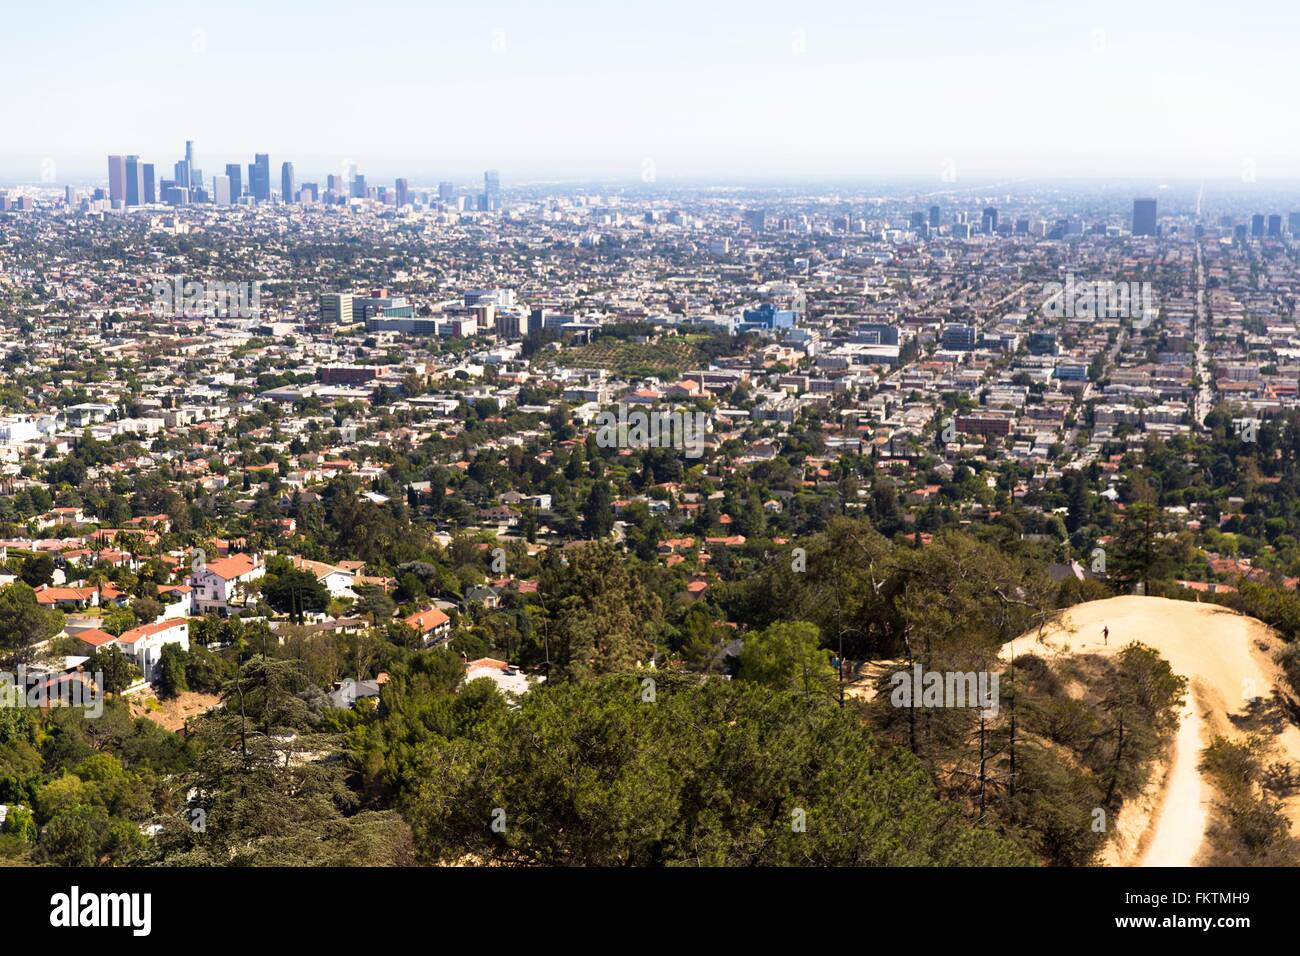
[
  {"x1": 1138, "y1": 695, "x2": 1205, "y2": 866},
  {"x1": 1004, "y1": 595, "x2": 1300, "y2": 866}
]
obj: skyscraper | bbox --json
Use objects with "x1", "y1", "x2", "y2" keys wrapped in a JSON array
[
  {"x1": 1289, "y1": 212, "x2": 1300, "y2": 235},
  {"x1": 143, "y1": 164, "x2": 156, "y2": 204},
  {"x1": 1268, "y1": 214, "x2": 1282, "y2": 238},
  {"x1": 281, "y1": 162, "x2": 296, "y2": 203},
  {"x1": 1251, "y1": 214, "x2": 1265, "y2": 238},
  {"x1": 184, "y1": 141, "x2": 201, "y2": 188},
  {"x1": 929, "y1": 205, "x2": 940, "y2": 227},
  {"x1": 982, "y1": 207, "x2": 998, "y2": 234},
  {"x1": 213, "y1": 175, "x2": 232, "y2": 205},
  {"x1": 125, "y1": 155, "x2": 144, "y2": 206},
  {"x1": 107, "y1": 155, "x2": 127, "y2": 206},
  {"x1": 395, "y1": 178, "x2": 410, "y2": 207},
  {"x1": 351, "y1": 173, "x2": 367, "y2": 199},
  {"x1": 438, "y1": 181, "x2": 454, "y2": 202},
  {"x1": 249, "y1": 154, "x2": 271, "y2": 202},
  {"x1": 225, "y1": 164, "x2": 243, "y2": 201},
  {"x1": 174, "y1": 159, "x2": 191, "y2": 193},
  {"x1": 484, "y1": 169, "x2": 500, "y2": 209},
  {"x1": 1132, "y1": 198, "x2": 1158, "y2": 236}
]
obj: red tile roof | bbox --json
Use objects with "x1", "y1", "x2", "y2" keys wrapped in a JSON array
[
  {"x1": 404, "y1": 607, "x2": 450, "y2": 633},
  {"x1": 118, "y1": 619, "x2": 187, "y2": 645},
  {"x1": 76, "y1": 628, "x2": 118, "y2": 647},
  {"x1": 201, "y1": 553, "x2": 261, "y2": 580}
]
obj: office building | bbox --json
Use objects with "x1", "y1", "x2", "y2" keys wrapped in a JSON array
[
  {"x1": 1268, "y1": 214, "x2": 1282, "y2": 238},
  {"x1": 1251, "y1": 214, "x2": 1265, "y2": 238},
  {"x1": 982, "y1": 207, "x2": 998, "y2": 234},
  {"x1": 353, "y1": 290, "x2": 411, "y2": 322},
  {"x1": 281, "y1": 162, "x2": 296, "y2": 203},
  {"x1": 740, "y1": 303, "x2": 797, "y2": 331},
  {"x1": 855, "y1": 322, "x2": 899, "y2": 345},
  {"x1": 320, "y1": 293, "x2": 354, "y2": 325},
  {"x1": 212, "y1": 175, "x2": 232, "y2": 205},
  {"x1": 125, "y1": 155, "x2": 144, "y2": 206},
  {"x1": 366, "y1": 316, "x2": 440, "y2": 335},
  {"x1": 225, "y1": 163, "x2": 243, "y2": 201},
  {"x1": 495, "y1": 311, "x2": 528, "y2": 339},
  {"x1": 929, "y1": 205, "x2": 940, "y2": 227},
  {"x1": 483, "y1": 169, "x2": 500, "y2": 209},
  {"x1": 438, "y1": 181, "x2": 454, "y2": 202},
  {"x1": 941, "y1": 324, "x2": 977, "y2": 350},
  {"x1": 395, "y1": 178, "x2": 410, "y2": 207},
  {"x1": 185, "y1": 141, "x2": 200, "y2": 187},
  {"x1": 1132, "y1": 198, "x2": 1158, "y2": 236},
  {"x1": 142, "y1": 164, "x2": 156, "y2": 204},
  {"x1": 107, "y1": 155, "x2": 127, "y2": 206},
  {"x1": 249, "y1": 153, "x2": 270, "y2": 202},
  {"x1": 956, "y1": 413, "x2": 1013, "y2": 438}
]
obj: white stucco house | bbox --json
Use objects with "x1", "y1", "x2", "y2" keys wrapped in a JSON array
[
  {"x1": 187, "y1": 553, "x2": 265, "y2": 615},
  {"x1": 118, "y1": 619, "x2": 190, "y2": 682}
]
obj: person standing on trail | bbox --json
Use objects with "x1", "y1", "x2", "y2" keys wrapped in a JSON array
[{"x1": 1103, "y1": 626, "x2": 1109, "y2": 646}]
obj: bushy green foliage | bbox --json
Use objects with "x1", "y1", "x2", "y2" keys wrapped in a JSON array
[
  {"x1": 391, "y1": 673, "x2": 1034, "y2": 866},
  {"x1": 1199, "y1": 734, "x2": 1300, "y2": 865}
]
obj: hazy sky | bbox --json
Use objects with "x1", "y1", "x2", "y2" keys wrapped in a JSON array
[{"x1": 3, "y1": 0, "x2": 1298, "y2": 184}]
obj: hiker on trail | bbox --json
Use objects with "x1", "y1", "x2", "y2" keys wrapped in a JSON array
[{"x1": 1103, "y1": 626, "x2": 1109, "y2": 646}]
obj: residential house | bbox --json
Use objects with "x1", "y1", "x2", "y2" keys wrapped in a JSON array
[
  {"x1": 188, "y1": 553, "x2": 266, "y2": 615},
  {"x1": 404, "y1": 607, "x2": 452, "y2": 645}
]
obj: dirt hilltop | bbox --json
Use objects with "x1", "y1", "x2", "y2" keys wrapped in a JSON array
[{"x1": 1004, "y1": 595, "x2": 1300, "y2": 866}]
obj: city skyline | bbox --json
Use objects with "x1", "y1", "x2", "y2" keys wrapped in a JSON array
[
  {"x1": 25, "y1": 142, "x2": 1300, "y2": 232},
  {"x1": 17, "y1": 144, "x2": 1300, "y2": 194}
]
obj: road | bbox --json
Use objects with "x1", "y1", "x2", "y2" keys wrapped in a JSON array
[{"x1": 1192, "y1": 243, "x2": 1213, "y2": 427}]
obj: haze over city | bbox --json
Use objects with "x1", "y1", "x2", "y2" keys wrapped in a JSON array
[{"x1": 4, "y1": 0, "x2": 1300, "y2": 183}]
